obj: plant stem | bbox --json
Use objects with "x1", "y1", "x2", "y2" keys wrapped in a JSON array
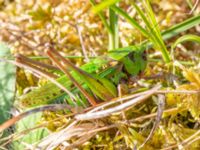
[{"x1": 108, "y1": 5, "x2": 119, "y2": 50}]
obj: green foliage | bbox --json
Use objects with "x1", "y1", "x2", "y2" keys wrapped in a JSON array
[
  {"x1": 13, "y1": 113, "x2": 48, "y2": 150},
  {"x1": 73, "y1": 69, "x2": 117, "y2": 100},
  {"x1": 0, "y1": 43, "x2": 16, "y2": 126},
  {"x1": 108, "y1": 15, "x2": 200, "y2": 60},
  {"x1": 1, "y1": 1, "x2": 200, "y2": 149},
  {"x1": 121, "y1": 51, "x2": 147, "y2": 75},
  {"x1": 18, "y1": 14, "x2": 200, "y2": 108},
  {"x1": 108, "y1": 6, "x2": 119, "y2": 50}
]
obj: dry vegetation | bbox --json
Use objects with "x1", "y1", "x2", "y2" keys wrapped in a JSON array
[{"x1": 0, "y1": 0, "x2": 200, "y2": 149}]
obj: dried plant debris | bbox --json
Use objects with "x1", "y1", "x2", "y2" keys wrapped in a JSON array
[{"x1": 0, "y1": 0, "x2": 200, "y2": 150}]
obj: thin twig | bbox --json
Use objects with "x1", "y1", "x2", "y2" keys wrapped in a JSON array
[
  {"x1": 37, "y1": 120, "x2": 79, "y2": 149},
  {"x1": 0, "y1": 124, "x2": 45, "y2": 147},
  {"x1": 139, "y1": 94, "x2": 165, "y2": 148},
  {"x1": 0, "y1": 104, "x2": 73, "y2": 133},
  {"x1": 89, "y1": 89, "x2": 155, "y2": 113},
  {"x1": 189, "y1": 0, "x2": 199, "y2": 14},
  {"x1": 88, "y1": 89, "x2": 197, "y2": 114},
  {"x1": 156, "y1": 89, "x2": 200, "y2": 94},
  {"x1": 75, "y1": 23, "x2": 89, "y2": 62}
]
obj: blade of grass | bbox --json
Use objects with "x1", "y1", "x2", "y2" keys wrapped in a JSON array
[
  {"x1": 89, "y1": 0, "x2": 112, "y2": 34},
  {"x1": 111, "y1": 5, "x2": 149, "y2": 38},
  {"x1": 186, "y1": 0, "x2": 193, "y2": 9},
  {"x1": 92, "y1": 0, "x2": 120, "y2": 14},
  {"x1": 171, "y1": 34, "x2": 200, "y2": 60},
  {"x1": 111, "y1": 3, "x2": 171, "y2": 62},
  {"x1": 109, "y1": 5, "x2": 119, "y2": 50},
  {"x1": 162, "y1": 15, "x2": 200, "y2": 40},
  {"x1": 29, "y1": 55, "x2": 96, "y2": 60},
  {"x1": 124, "y1": 1, "x2": 170, "y2": 62},
  {"x1": 172, "y1": 34, "x2": 200, "y2": 49},
  {"x1": 90, "y1": 0, "x2": 119, "y2": 50},
  {"x1": 142, "y1": 0, "x2": 170, "y2": 62}
]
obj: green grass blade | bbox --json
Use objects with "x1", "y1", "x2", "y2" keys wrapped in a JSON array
[
  {"x1": 111, "y1": 5, "x2": 149, "y2": 37},
  {"x1": 172, "y1": 34, "x2": 200, "y2": 49},
  {"x1": 134, "y1": 0, "x2": 170, "y2": 62},
  {"x1": 109, "y1": 6, "x2": 119, "y2": 50},
  {"x1": 92, "y1": 0, "x2": 120, "y2": 14},
  {"x1": 90, "y1": 0, "x2": 112, "y2": 34},
  {"x1": 162, "y1": 14, "x2": 200, "y2": 40},
  {"x1": 132, "y1": 2, "x2": 153, "y2": 37},
  {"x1": 90, "y1": 0, "x2": 119, "y2": 50},
  {"x1": 143, "y1": 0, "x2": 159, "y2": 31},
  {"x1": 186, "y1": 0, "x2": 193, "y2": 9},
  {"x1": 145, "y1": 0, "x2": 170, "y2": 62}
]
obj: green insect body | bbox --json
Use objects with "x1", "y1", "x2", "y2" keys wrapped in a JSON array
[
  {"x1": 17, "y1": 57, "x2": 115, "y2": 107},
  {"x1": 18, "y1": 51, "x2": 147, "y2": 108},
  {"x1": 18, "y1": 76, "x2": 70, "y2": 107},
  {"x1": 121, "y1": 51, "x2": 147, "y2": 75}
]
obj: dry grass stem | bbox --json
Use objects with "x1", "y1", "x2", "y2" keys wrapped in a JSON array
[
  {"x1": 75, "y1": 85, "x2": 161, "y2": 120},
  {"x1": 7, "y1": 59, "x2": 76, "y2": 100}
]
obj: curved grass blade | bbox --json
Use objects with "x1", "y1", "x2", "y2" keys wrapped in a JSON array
[{"x1": 172, "y1": 34, "x2": 200, "y2": 49}]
